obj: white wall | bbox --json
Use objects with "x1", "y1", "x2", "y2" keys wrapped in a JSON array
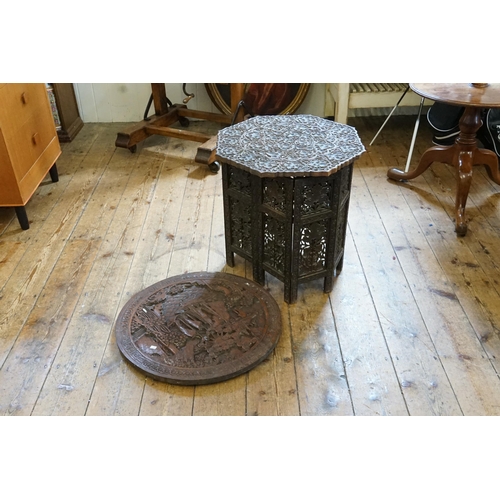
[{"x1": 73, "y1": 83, "x2": 327, "y2": 123}]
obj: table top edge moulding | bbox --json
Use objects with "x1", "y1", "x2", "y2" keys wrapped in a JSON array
[
  {"x1": 410, "y1": 83, "x2": 500, "y2": 108},
  {"x1": 215, "y1": 114, "x2": 366, "y2": 178}
]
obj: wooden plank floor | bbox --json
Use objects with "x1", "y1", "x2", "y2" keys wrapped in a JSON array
[{"x1": 2, "y1": 116, "x2": 500, "y2": 416}]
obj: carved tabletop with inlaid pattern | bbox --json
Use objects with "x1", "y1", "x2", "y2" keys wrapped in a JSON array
[{"x1": 216, "y1": 114, "x2": 365, "y2": 177}]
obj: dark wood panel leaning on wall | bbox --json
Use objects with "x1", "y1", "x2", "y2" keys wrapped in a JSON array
[{"x1": 52, "y1": 83, "x2": 84, "y2": 142}]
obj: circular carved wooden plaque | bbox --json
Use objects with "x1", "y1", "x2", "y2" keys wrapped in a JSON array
[{"x1": 115, "y1": 272, "x2": 282, "y2": 385}]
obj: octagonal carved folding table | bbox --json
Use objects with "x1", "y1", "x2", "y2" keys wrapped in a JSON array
[{"x1": 216, "y1": 115, "x2": 365, "y2": 303}]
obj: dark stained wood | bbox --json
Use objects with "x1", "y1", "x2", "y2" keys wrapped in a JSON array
[
  {"x1": 217, "y1": 115, "x2": 365, "y2": 303},
  {"x1": 388, "y1": 83, "x2": 500, "y2": 236},
  {"x1": 52, "y1": 83, "x2": 84, "y2": 142},
  {"x1": 115, "y1": 272, "x2": 282, "y2": 385}
]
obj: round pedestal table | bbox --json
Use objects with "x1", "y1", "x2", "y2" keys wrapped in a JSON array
[{"x1": 387, "y1": 83, "x2": 500, "y2": 236}]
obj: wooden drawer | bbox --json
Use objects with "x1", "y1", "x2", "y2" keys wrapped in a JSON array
[
  {"x1": 11, "y1": 106, "x2": 57, "y2": 181},
  {"x1": 0, "y1": 84, "x2": 50, "y2": 130},
  {"x1": 0, "y1": 83, "x2": 61, "y2": 216},
  {"x1": 0, "y1": 129, "x2": 20, "y2": 205},
  {"x1": 17, "y1": 136, "x2": 60, "y2": 203},
  {"x1": 0, "y1": 83, "x2": 58, "y2": 181}
]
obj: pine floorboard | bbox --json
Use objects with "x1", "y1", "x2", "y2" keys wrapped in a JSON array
[{"x1": 2, "y1": 116, "x2": 500, "y2": 416}]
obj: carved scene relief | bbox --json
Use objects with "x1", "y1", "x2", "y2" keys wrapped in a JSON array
[{"x1": 115, "y1": 273, "x2": 282, "y2": 384}]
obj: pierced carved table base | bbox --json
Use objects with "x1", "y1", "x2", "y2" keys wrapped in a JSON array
[
  {"x1": 388, "y1": 106, "x2": 500, "y2": 236},
  {"x1": 216, "y1": 115, "x2": 365, "y2": 303},
  {"x1": 222, "y1": 163, "x2": 354, "y2": 303},
  {"x1": 115, "y1": 272, "x2": 282, "y2": 385}
]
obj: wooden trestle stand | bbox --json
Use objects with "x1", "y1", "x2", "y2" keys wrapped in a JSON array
[{"x1": 115, "y1": 83, "x2": 245, "y2": 172}]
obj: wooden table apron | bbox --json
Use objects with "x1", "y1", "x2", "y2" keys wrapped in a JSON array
[{"x1": 387, "y1": 83, "x2": 500, "y2": 236}]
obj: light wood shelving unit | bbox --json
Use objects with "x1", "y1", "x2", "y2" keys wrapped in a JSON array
[{"x1": 0, "y1": 83, "x2": 61, "y2": 229}]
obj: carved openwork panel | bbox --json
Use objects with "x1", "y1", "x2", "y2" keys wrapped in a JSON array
[
  {"x1": 263, "y1": 177, "x2": 287, "y2": 213},
  {"x1": 228, "y1": 165, "x2": 252, "y2": 196},
  {"x1": 228, "y1": 196, "x2": 252, "y2": 256},
  {"x1": 263, "y1": 214, "x2": 287, "y2": 275},
  {"x1": 115, "y1": 272, "x2": 282, "y2": 385},
  {"x1": 298, "y1": 180, "x2": 332, "y2": 216},
  {"x1": 298, "y1": 219, "x2": 329, "y2": 275}
]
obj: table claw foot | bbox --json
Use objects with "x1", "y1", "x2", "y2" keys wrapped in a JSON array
[
  {"x1": 455, "y1": 221, "x2": 468, "y2": 236},
  {"x1": 387, "y1": 167, "x2": 411, "y2": 181},
  {"x1": 454, "y1": 202, "x2": 469, "y2": 236}
]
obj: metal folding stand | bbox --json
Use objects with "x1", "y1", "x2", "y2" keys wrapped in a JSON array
[{"x1": 369, "y1": 85, "x2": 426, "y2": 172}]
